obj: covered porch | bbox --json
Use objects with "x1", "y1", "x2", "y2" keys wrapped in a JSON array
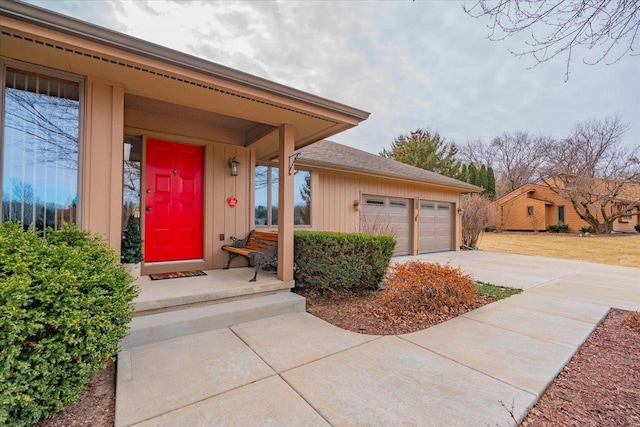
[{"x1": 0, "y1": 1, "x2": 369, "y2": 284}]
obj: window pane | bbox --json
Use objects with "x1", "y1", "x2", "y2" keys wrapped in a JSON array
[
  {"x1": 294, "y1": 170, "x2": 311, "y2": 225},
  {"x1": 255, "y1": 165, "x2": 268, "y2": 226},
  {"x1": 123, "y1": 135, "x2": 142, "y2": 231},
  {"x1": 2, "y1": 69, "x2": 79, "y2": 230},
  {"x1": 270, "y1": 167, "x2": 278, "y2": 226}
]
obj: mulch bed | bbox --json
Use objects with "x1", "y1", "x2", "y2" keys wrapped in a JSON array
[
  {"x1": 38, "y1": 293, "x2": 639, "y2": 426},
  {"x1": 295, "y1": 287, "x2": 493, "y2": 335},
  {"x1": 35, "y1": 360, "x2": 115, "y2": 427},
  {"x1": 521, "y1": 309, "x2": 640, "y2": 426}
]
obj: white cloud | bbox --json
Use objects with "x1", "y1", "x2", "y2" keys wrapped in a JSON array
[{"x1": 27, "y1": 0, "x2": 640, "y2": 153}]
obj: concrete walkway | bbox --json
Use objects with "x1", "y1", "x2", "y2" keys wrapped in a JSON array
[{"x1": 116, "y1": 252, "x2": 640, "y2": 426}]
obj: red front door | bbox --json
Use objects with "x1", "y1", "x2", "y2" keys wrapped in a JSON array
[{"x1": 145, "y1": 139, "x2": 203, "y2": 262}]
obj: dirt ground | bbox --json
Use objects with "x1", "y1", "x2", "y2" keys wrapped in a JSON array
[
  {"x1": 39, "y1": 294, "x2": 639, "y2": 426},
  {"x1": 478, "y1": 231, "x2": 639, "y2": 268}
]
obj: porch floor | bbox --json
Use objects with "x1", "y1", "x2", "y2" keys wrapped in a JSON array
[{"x1": 131, "y1": 267, "x2": 292, "y2": 315}]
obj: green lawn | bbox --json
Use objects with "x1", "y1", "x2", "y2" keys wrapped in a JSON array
[{"x1": 476, "y1": 282, "x2": 522, "y2": 301}]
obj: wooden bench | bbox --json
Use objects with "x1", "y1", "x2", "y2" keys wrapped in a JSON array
[{"x1": 222, "y1": 230, "x2": 278, "y2": 282}]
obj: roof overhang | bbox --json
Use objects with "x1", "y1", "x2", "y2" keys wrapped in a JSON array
[
  {"x1": 296, "y1": 159, "x2": 483, "y2": 193},
  {"x1": 0, "y1": 1, "x2": 370, "y2": 160}
]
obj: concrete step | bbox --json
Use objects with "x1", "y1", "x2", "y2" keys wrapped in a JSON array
[{"x1": 121, "y1": 291, "x2": 306, "y2": 349}]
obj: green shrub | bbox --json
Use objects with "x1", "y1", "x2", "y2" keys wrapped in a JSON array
[
  {"x1": 294, "y1": 231, "x2": 395, "y2": 291},
  {"x1": 548, "y1": 223, "x2": 570, "y2": 233},
  {"x1": 0, "y1": 222, "x2": 139, "y2": 426},
  {"x1": 635, "y1": 224, "x2": 640, "y2": 232},
  {"x1": 580, "y1": 226, "x2": 595, "y2": 234}
]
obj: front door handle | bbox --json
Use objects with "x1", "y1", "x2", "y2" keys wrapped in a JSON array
[{"x1": 146, "y1": 207, "x2": 152, "y2": 212}]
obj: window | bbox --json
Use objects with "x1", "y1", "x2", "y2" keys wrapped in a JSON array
[
  {"x1": 558, "y1": 205, "x2": 565, "y2": 223},
  {"x1": 615, "y1": 203, "x2": 632, "y2": 223},
  {"x1": 2, "y1": 66, "x2": 82, "y2": 230},
  {"x1": 526, "y1": 206, "x2": 534, "y2": 216},
  {"x1": 255, "y1": 165, "x2": 310, "y2": 227}
]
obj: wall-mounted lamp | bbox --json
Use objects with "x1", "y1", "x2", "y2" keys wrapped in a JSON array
[
  {"x1": 457, "y1": 207, "x2": 464, "y2": 215},
  {"x1": 353, "y1": 200, "x2": 361, "y2": 211},
  {"x1": 124, "y1": 143, "x2": 132, "y2": 162},
  {"x1": 228, "y1": 157, "x2": 240, "y2": 176}
]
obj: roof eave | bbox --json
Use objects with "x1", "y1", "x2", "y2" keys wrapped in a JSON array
[{"x1": 0, "y1": 1, "x2": 370, "y2": 122}]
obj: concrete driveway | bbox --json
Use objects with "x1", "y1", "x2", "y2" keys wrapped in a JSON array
[{"x1": 116, "y1": 251, "x2": 640, "y2": 426}]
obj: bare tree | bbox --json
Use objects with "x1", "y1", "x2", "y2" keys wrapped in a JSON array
[
  {"x1": 542, "y1": 115, "x2": 640, "y2": 233},
  {"x1": 459, "y1": 138, "x2": 497, "y2": 167},
  {"x1": 492, "y1": 131, "x2": 552, "y2": 196},
  {"x1": 4, "y1": 89, "x2": 78, "y2": 170},
  {"x1": 465, "y1": 0, "x2": 640, "y2": 80},
  {"x1": 461, "y1": 194, "x2": 492, "y2": 248}
]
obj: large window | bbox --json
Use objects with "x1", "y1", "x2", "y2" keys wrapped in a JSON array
[
  {"x1": 255, "y1": 165, "x2": 311, "y2": 227},
  {"x1": 2, "y1": 67, "x2": 81, "y2": 230}
]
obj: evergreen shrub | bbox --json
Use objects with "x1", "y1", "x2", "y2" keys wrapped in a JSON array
[
  {"x1": 0, "y1": 223, "x2": 138, "y2": 426},
  {"x1": 548, "y1": 223, "x2": 570, "y2": 233},
  {"x1": 294, "y1": 231, "x2": 395, "y2": 291}
]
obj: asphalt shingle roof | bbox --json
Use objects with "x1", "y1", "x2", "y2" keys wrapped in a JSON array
[{"x1": 297, "y1": 140, "x2": 481, "y2": 192}]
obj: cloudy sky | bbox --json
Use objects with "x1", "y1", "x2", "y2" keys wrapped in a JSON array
[{"x1": 27, "y1": 0, "x2": 639, "y2": 154}]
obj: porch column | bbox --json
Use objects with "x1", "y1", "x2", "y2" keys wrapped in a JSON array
[{"x1": 277, "y1": 124, "x2": 295, "y2": 282}]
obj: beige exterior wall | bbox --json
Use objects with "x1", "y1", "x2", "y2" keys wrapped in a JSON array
[
  {"x1": 82, "y1": 78, "x2": 125, "y2": 247},
  {"x1": 307, "y1": 167, "x2": 463, "y2": 254}
]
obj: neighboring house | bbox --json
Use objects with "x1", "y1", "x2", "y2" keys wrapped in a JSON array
[
  {"x1": 495, "y1": 182, "x2": 640, "y2": 232},
  {"x1": 0, "y1": 2, "x2": 478, "y2": 283}
]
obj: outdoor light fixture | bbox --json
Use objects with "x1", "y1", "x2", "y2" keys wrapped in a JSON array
[
  {"x1": 124, "y1": 143, "x2": 132, "y2": 161},
  {"x1": 354, "y1": 200, "x2": 360, "y2": 211},
  {"x1": 457, "y1": 207, "x2": 464, "y2": 215},
  {"x1": 228, "y1": 157, "x2": 240, "y2": 176}
]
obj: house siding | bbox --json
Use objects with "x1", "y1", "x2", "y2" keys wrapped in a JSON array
[
  {"x1": 307, "y1": 168, "x2": 462, "y2": 253},
  {"x1": 497, "y1": 184, "x2": 639, "y2": 232}
]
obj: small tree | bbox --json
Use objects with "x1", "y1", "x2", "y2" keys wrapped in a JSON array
[
  {"x1": 121, "y1": 215, "x2": 143, "y2": 264},
  {"x1": 461, "y1": 194, "x2": 492, "y2": 249}
]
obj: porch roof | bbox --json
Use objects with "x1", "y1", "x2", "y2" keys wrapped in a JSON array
[{"x1": 0, "y1": 1, "x2": 370, "y2": 159}]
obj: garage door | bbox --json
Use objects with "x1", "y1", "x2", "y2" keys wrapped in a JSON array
[
  {"x1": 362, "y1": 196, "x2": 411, "y2": 256},
  {"x1": 419, "y1": 200, "x2": 453, "y2": 253}
]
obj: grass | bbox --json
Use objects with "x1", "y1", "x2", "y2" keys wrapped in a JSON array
[
  {"x1": 477, "y1": 231, "x2": 640, "y2": 268},
  {"x1": 475, "y1": 281, "x2": 522, "y2": 301}
]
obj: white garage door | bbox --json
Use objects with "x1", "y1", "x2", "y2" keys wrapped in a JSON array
[
  {"x1": 362, "y1": 196, "x2": 411, "y2": 256},
  {"x1": 419, "y1": 200, "x2": 453, "y2": 253}
]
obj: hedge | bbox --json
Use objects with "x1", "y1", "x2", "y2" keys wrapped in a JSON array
[
  {"x1": 0, "y1": 223, "x2": 139, "y2": 426},
  {"x1": 294, "y1": 231, "x2": 395, "y2": 291}
]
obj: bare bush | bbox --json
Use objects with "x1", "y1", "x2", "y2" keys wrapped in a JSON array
[{"x1": 461, "y1": 194, "x2": 492, "y2": 248}]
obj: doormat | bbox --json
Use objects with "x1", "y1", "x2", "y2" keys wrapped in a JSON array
[{"x1": 149, "y1": 270, "x2": 207, "y2": 280}]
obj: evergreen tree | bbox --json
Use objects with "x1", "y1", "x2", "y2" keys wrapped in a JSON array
[
  {"x1": 380, "y1": 128, "x2": 462, "y2": 178},
  {"x1": 458, "y1": 163, "x2": 468, "y2": 182},
  {"x1": 487, "y1": 166, "x2": 496, "y2": 199},
  {"x1": 121, "y1": 215, "x2": 143, "y2": 264},
  {"x1": 468, "y1": 163, "x2": 478, "y2": 186},
  {"x1": 479, "y1": 164, "x2": 489, "y2": 192}
]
